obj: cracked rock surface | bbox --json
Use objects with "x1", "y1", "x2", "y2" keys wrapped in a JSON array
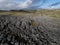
[{"x1": 0, "y1": 15, "x2": 60, "y2": 45}]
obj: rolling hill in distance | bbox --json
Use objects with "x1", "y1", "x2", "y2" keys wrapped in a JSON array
[{"x1": 0, "y1": 9, "x2": 60, "y2": 18}]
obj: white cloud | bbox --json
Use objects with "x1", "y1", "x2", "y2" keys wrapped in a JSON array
[
  {"x1": 17, "y1": 0, "x2": 33, "y2": 9},
  {"x1": 0, "y1": 0, "x2": 60, "y2": 10},
  {"x1": 0, "y1": 0, "x2": 33, "y2": 10},
  {"x1": 0, "y1": 0, "x2": 3, "y2": 2}
]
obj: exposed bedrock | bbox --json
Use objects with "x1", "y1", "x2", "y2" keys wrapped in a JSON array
[{"x1": 0, "y1": 15, "x2": 60, "y2": 45}]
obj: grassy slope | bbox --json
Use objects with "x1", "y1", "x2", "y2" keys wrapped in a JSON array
[
  {"x1": 0, "y1": 9, "x2": 60, "y2": 18},
  {"x1": 0, "y1": 11, "x2": 31, "y2": 16},
  {"x1": 36, "y1": 9, "x2": 60, "y2": 18}
]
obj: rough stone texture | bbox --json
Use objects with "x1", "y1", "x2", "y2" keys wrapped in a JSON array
[{"x1": 0, "y1": 15, "x2": 60, "y2": 45}]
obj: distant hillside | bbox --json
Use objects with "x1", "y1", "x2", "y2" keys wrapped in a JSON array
[
  {"x1": 0, "y1": 9, "x2": 60, "y2": 18},
  {"x1": 33, "y1": 9, "x2": 60, "y2": 18}
]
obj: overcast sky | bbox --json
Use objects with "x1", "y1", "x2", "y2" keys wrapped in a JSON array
[{"x1": 0, "y1": 0, "x2": 60, "y2": 10}]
